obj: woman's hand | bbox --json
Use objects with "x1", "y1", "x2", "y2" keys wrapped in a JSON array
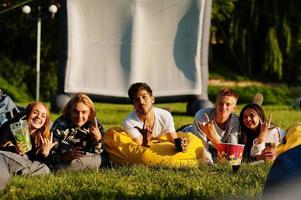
[
  {"x1": 257, "y1": 115, "x2": 272, "y2": 144},
  {"x1": 259, "y1": 146, "x2": 276, "y2": 161},
  {"x1": 16, "y1": 143, "x2": 27, "y2": 155},
  {"x1": 40, "y1": 132, "x2": 58, "y2": 157},
  {"x1": 89, "y1": 118, "x2": 102, "y2": 142}
]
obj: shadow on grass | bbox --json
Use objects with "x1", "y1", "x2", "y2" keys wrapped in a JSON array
[{"x1": 170, "y1": 111, "x2": 190, "y2": 116}]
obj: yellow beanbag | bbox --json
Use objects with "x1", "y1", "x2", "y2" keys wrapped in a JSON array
[
  {"x1": 277, "y1": 123, "x2": 301, "y2": 156},
  {"x1": 103, "y1": 127, "x2": 205, "y2": 167}
]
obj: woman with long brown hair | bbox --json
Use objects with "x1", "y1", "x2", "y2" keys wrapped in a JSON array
[{"x1": 239, "y1": 103, "x2": 285, "y2": 161}]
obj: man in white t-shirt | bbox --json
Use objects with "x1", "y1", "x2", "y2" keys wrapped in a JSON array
[
  {"x1": 190, "y1": 88, "x2": 240, "y2": 162},
  {"x1": 124, "y1": 82, "x2": 187, "y2": 152}
]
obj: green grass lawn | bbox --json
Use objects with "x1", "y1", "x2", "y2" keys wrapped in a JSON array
[
  {"x1": 1, "y1": 103, "x2": 301, "y2": 199},
  {"x1": 1, "y1": 164, "x2": 271, "y2": 200}
]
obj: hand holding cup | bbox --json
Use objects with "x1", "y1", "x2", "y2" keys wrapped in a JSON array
[
  {"x1": 174, "y1": 137, "x2": 188, "y2": 152},
  {"x1": 262, "y1": 142, "x2": 276, "y2": 161}
]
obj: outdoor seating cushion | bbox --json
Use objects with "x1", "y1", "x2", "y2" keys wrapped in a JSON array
[
  {"x1": 277, "y1": 122, "x2": 301, "y2": 156},
  {"x1": 103, "y1": 127, "x2": 205, "y2": 167}
]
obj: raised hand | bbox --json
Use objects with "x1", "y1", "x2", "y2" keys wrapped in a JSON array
[
  {"x1": 89, "y1": 118, "x2": 102, "y2": 142},
  {"x1": 40, "y1": 132, "x2": 58, "y2": 157},
  {"x1": 257, "y1": 115, "x2": 272, "y2": 144},
  {"x1": 197, "y1": 113, "x2": 220, "y2": 147},
  {"x1": 260, "y1": 115, "x2": 271, "y2": 133},
  {"x1": 134, "y1": 122, "x2": 153, "y2": 147}
]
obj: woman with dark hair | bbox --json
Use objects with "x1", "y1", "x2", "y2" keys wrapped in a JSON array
[
  {"x1": 51, "y1": 93, "x2": 107, "y2": 171},
  {"x1": 239, "y1": 103, "x2": 285, "y2": 161}
]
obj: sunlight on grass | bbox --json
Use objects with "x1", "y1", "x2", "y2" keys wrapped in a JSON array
[
  {"x1": 1, "y1": 164, "x2": 271, "y2": 199},
  {"x1": 2, "y1": 103, "x2": 300, "y2": 199}
]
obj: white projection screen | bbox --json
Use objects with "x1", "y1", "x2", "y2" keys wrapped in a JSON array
[{"x1": 54, "y1": 0, "x2": 212, "y2": 114}]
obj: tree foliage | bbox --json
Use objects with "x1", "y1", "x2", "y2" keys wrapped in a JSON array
[
  {"x1": 1, "y1": 0, "x2": 301, "y2": 101},
  {"x1": 0, "y1": 0, "x2": 60, "y2": 101},
  {"x1": 227, "y1": 0, "x2": 301, "y2": 82},
  {"x1": 211, "y1": 0, "x2": 235, "y2": 32}
]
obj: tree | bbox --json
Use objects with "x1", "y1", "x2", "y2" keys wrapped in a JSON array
[
  {"x1": 227, "y1": 0, "x2": 301, "y2": 82},
  {"x1": 0, "y1": 0, "x2": 60, "y2": 100}
]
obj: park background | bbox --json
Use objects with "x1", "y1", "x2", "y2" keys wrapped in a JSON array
[
  {"x1": 1, "y1": 0, "x2": 301, "y2": 199},
  {"x1": 1, "y1": 0, "x2": 301, "y2": 104}
]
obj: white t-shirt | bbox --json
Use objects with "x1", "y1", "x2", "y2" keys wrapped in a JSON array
[{"x1": 123, "y1": 107, "x2": 176, "y2": 139}]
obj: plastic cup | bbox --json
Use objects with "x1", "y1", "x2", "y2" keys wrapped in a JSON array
[
  {"x1": 264, "y1": 142, "x2": 276, "y2": 162},
  {"x1": 174, "y1": 138, "x2": 183, "y2": 152},
  {"x1": 265, "y1": 142, "x2": 276, "y2": 149},
  {"x1": 174, "y1": 137, "x2": 188, "y2": 152},
  {"x1": 10, "y1": 120, "x2": 32, "y2": 153}
]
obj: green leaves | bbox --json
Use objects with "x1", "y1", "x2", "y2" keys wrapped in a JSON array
[{"x1": 263, "y1": 28, "x2": 283, "y2": 80}]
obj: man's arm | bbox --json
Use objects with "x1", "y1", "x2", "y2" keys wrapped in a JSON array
[
  {"x1": 192, "y1": 109, "x2": 213, "y2": 144},
  {"x1": 196, "y1": 113, "x2": 221, "y2": 148}
]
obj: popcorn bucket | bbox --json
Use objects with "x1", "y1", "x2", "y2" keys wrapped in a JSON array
[{"x1": 217, "y1": 143, "x2": 245, "y2": 166}]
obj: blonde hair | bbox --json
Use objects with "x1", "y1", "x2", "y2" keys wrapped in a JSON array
[
  {"x1": 62, "y1": 93, "x2": 96, "y2": 121},
  {"x1": 217, "y1": 87, "x2": 239, "y2": 100},
  {"x1": 216, "y1": 87, "x2": 239, "y2": 104}
]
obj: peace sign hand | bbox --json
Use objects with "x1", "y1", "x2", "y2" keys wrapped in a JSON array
[
  {"x1": 40, "y1": 132, "x2": 58, "y2": 157},
  {"x1": 257, "y1": 115, "x2": 272, "y2": 144},
  {"x1": 260, "y1": 115, "x2": 272, "y2": 133}
]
